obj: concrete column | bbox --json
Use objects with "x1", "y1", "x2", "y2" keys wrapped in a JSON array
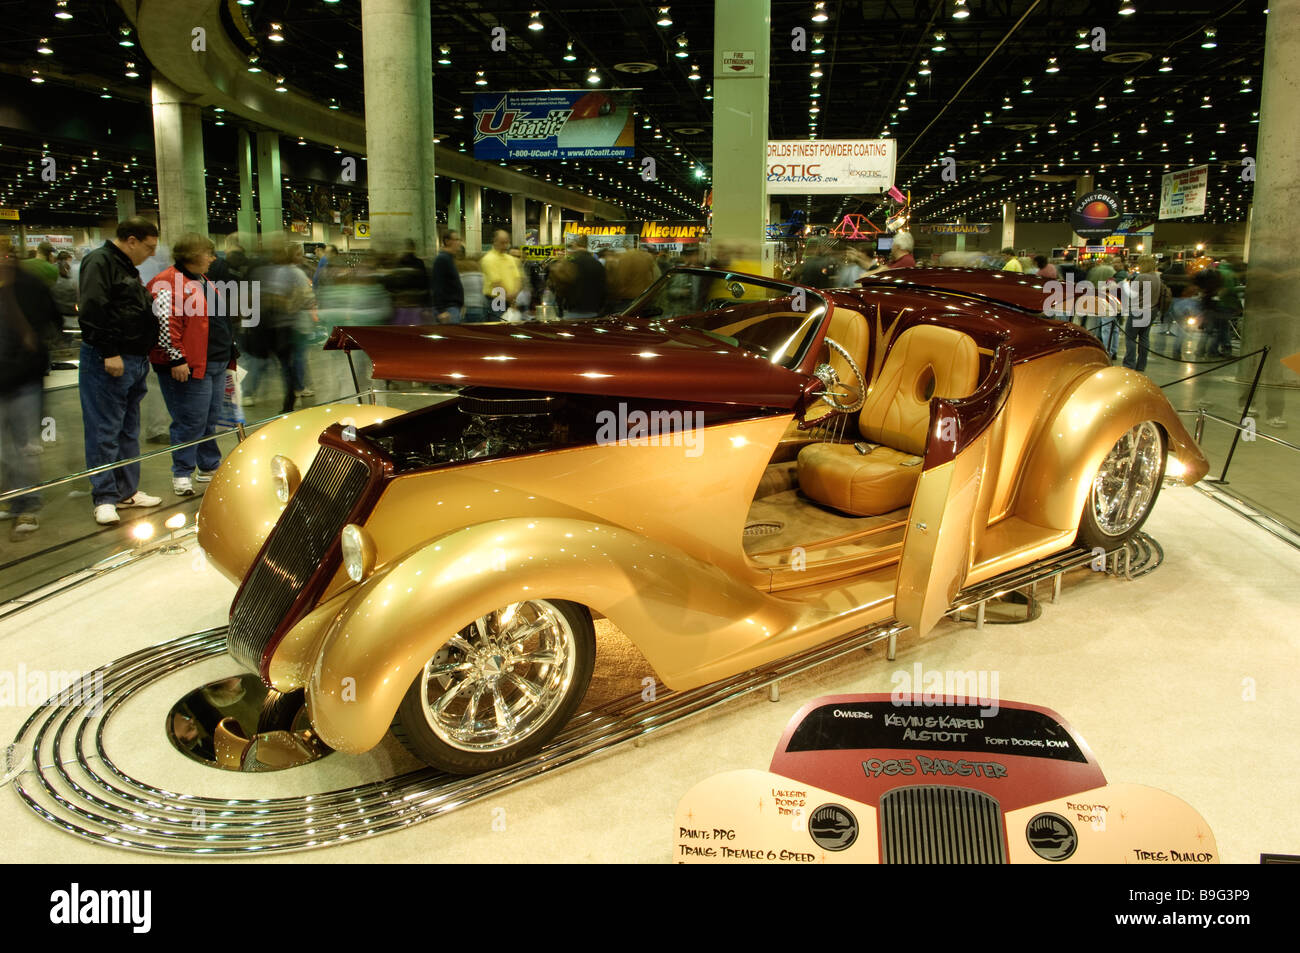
[
  {"x1": 510, "y1": 193, "x2": 527, "y2": 247},
  {"x1": 361, "y1": 0, "x2": 437, "y2": 256},
  {"x1": 769, "y1": 200, "x2": 780, "y2": 228},
  {"x1": 256, "y1": 131, "x2": 283, "y2": 241},
  {"x1": 236, "y1": 128, "x2": 257, "y2": 241},
  {"x1": 582, "y1": 211, "x2": 595, "y2": 222},
  {"x1": 115, "y1": 190, "x2": 136, "y2": 221},
  {"x1": 1242, "y1": 3, "x2": 1300, "y2": 420},
  {"x1": 1071, "y1": 174, "x2": 1094, "y2": 247},
  {"x1": 955, "y1": 214, "x2": 966, "y2": 253},
  {"x1": 551, "y1": 206, "x2": 564, "y2": 245},
  {"x1": 464, "y1": 183, "x2": 483, "y2": 253},
  {"x1": 150, "y1": 75, "x2": 208, "y2": 245},
  {"x1": 447, "y1": 181, "x2": 463, "y2": 238},
  {"x1": 1001, "y1": 201, "x2": 1016, "y2": 251},
  {"x1": 711, "y1": 0, "x2": 770, "y2": 273}
]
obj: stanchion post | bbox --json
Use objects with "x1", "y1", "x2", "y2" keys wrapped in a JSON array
[{"x1": 1217, "y1": 346, "x2": 1269, "y2": 484}]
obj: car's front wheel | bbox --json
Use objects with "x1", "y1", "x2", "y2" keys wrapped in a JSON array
[
  {"x1": 391, "y1": 599, "x2": 595, "y2": 775},
  {"x1": 1077, "y1": 421, "x2": 1166, "y2": 550}
]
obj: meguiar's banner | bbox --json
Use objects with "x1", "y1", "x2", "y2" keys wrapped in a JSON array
[
  {"x1": 473, "y1": 90, "x2": 635, "y2": 160},
  {"x1": 766, "y1": 140, "x2": 896, "y2": 194}
]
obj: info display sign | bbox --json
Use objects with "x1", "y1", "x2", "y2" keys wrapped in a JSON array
[
  {"x1": 472, "y1": 90, "x2": 635, "y2": 160},
  {"x1": 765, "y1": 139, "x2": 896, "y2": 194},
  {"x1": 1159, "y1": 164, "x2": 1209, "y2": 219},
  {"x1": 1070, "y1": 189, "x2": 1123, "y2": 240}
]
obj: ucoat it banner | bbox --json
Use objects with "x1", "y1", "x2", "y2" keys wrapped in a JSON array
[{"x1": 473, "y1": 90, "x2": 635, "y2": 160}]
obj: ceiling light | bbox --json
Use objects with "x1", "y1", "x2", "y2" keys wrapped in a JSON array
[
  {"x1": 812, "y1": 2, "x2": 829, "y2": 23},
  {"x1": 30, "y1": 70, "x2": 44, "y2": 84},
  {"x1": 918, "y1": 58, "x2": 931, "y2": 75},
  {"x1": 688, "y1": 64, "x2": 701, "y2": 80},
  {"x1": 1201, "y1": 95, "x2": 1212, "y2": 109},
  {"x1": 329, "y1": 98, "x2": 340, "y2": 110},
  {"x1": 1119, "y1": 1, "x2": 1136, "y2": 14},
  {"x1": 1138, "y1": 122, "x2": 1148, "y2": 134},
  {"x1": 657, "y1": 6, "x2": 673, "y2": 27},
  {"x1": 953, "y1": 0, "x2": 970, "y2": 18},
  {"x1": 1164, "y1": 110, "x2": 1174, "y2": 123},
  {"x1": 812, "y1": 34, "x2": 826, "y2": 54},
  {"x1": 529, "y1": 11, "x2": 543, "y2": 31},
  {"x1": 703, "y1": 84, "x2": 713, "y2": 100},
  {"x1": 1123, "y1": 77, "x2": 1135, "y2": 93},
  {"x1": 1239, "y1": 75, "x2": 1252, "y2": 91},
  {"x1": 932, "y1": 31, "x2": 947, "y2": 52},
  {"x1": 37, "y1": 38, "x2": 52, "y2": 54},
  {"x1": 587, "y1": 67, "x2": 601, "y2": 85},
  {"x1": 1095, "y1": 96, "x2": 1107, "y2": 109},
  {"x1": 54, "y1": 1, "x2": 71, "y2": 18},
  {"x1": 475, "y1": 70, "x2": 488, "y2": 85},
  {"x1": 124, "y1": 61, "x2": 139, "y2": 78},
  {"x1": 1202, "y1": 27, "x2": 1217, "y2": 49},
  {"x1": 810, "y1": 66, "x2": 823, "y2": 78},
  {"x1": 275, "y1": 76, "x2": 287, "y2": 92},
  {"x1": 454, "y1": 106, "x2": 464, "y2": 119},
  {"x1": 675, "y1": 35, "x2": 688, "y2": 58},
  {"x1": 1067, "y1": 110, "x2": 1078, "y2": 123},
  {"x1": 907, "y1": 80, "x2": 917, "y2": 95},
  {"x1": 1045, "y1": 56, "x2": 1059, "y2": 73},
  {"x1": 1075, "y1": 29, "x2": 1089, "y2": 50},
  {"x1": 1002, "y1": 96, "x2": 1013, "y2": 110},
  {"x1": 333, "y1": 51, "x2": 347, "y2": 70},
  {"x1": 1021, "y1": 76, "x2": 1033, "y2": 93},
  {"x1": 100, "y1": 87, "x2": 111, "y2": 99},
  {"x1": 1159, "y1": 56, "x2": 1173, "y2": 72},
  {"x1": 268, "y1": 23, "x2": 284, "y2": 42},
  {"x1": 438, "y1": 44, "x2": 451, "y2": 65}
]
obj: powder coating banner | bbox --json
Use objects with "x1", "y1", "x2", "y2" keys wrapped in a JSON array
[
  {"x1": 1159, "y1": 165, "x2": 1208, "y2": 220},
  {"x1": 473, "y1": 90, "x2": 635, "y2": 160},
  {"x1": 766, "y1": 140, "x2": 897, "y2": 194}
]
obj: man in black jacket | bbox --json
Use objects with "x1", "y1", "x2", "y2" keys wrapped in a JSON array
[
  {"x1": 431, "y1": 231, "x2": 465, "y2": 322},
  {"x1": 557, "y1": 235, "x2": 606, "y2": 320},
  {"x1": 77, "y1": 217, "x2": 163, "y2": 525},
  {"x1": 0, "y1": 242, "x2": 61, "y2": 540}
]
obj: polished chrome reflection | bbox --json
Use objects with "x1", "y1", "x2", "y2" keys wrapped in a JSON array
[
  {"x1": 420, "y1": 601, "x2": 576, "y2": 752},
  {"x1": 1092, "y1": 421, "x2": 1164, "y2": 536},
  {"x1": 167, "y1": 675, "x2": 329, "y2": 772}
]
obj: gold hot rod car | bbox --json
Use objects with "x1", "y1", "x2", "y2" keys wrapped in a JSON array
[{"x1": 197, "y1": 266, "x2": 1207, "y2": 774}]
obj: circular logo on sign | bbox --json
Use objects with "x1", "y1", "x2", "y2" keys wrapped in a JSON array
[
  {"x1": 1070, "y1": 190, "x2": 1122, "y2": 240},
  {"x1": 808, "y1": 803, "x2": 859, "y2": 852},
  {"x1": 1026, "y1": 812, "x2": 1077, "y2": 861}
]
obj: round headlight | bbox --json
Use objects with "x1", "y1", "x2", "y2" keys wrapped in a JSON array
[
  {"x1": 270, "y1": 455, "x2": 300, "y2": 504},
  {"x1": 340, "y1": 524, "x2": 376, "y2": 583}
]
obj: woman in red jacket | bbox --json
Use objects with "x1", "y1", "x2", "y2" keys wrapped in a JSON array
[{"x1": 148, "y1": 233, "x2": 223, "y2": 496}]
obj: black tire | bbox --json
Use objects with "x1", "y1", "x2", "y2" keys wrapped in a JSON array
[
  {"x1": 391, "y1": 600, "x2": 595, "y2": 775},
  {"x1": 1077, "y1": 422, "x2": 1166, "y2": 551}
]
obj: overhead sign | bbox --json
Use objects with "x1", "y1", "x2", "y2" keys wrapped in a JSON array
[
  {"x1": 522, "y1": 244, "x2": 563, "y2": 261},
  {"x1": 1114, "y1": 213, "x2": 1156, "y2": 236},
  {"x1": 1071, "y1": 190, "x2": 1122, "y2": 240},
  {"x1": 766, "y1": 139, "x2": 897, "y2": 194},
  {"x1": 473, "y1": 90, "x2": 635, "y2": 160},
  {"x1": 354, "y1": 221, "x2": 370, "y2": 239},
  {"x1": 24, "y1": 233, "x2": 73, "y2": 248},
  {"x1": 721, "y1": 51, "x2": 756, "y2": 74},
  {"x1": 1159, "y1": 165, "x2": 1208, "y2": 219},
  {"x1": 0, "y1": 208, "x2": 19, "y2": 221},
  {"x1": 918, "y1": 222, "x2": 992, "y2": 235}
]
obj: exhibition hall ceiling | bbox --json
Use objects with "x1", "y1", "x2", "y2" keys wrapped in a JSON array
[{"x1": 0, "y1": 0, "x2": 1266, "y2": 226}]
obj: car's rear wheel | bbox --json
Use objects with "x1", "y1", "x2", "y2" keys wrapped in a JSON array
[
  {"x1": 391, "y1": 599, "x2": 595, "y2": 775},
  {"x1": 1077, "y1": 421, "x2": 1166, "y2": 550}
]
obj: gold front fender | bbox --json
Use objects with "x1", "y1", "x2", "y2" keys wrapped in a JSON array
[
  {"x1": 1016, "y1": 367, "x2": 1208, "y2": 532},
  {"x1": 197, "y1": 403, "x2": 403, "y2": 584},
  {"x1": 305, "y1": 516, "x2": 799, "y2": 754}
]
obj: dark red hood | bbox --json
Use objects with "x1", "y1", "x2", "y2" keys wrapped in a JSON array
[
  {"x1": 326, "y1": 320, "x2": 812, "y2": 408},
  {"x1": 860, "y1": 266, "x2": 1052, "y2": 313}
]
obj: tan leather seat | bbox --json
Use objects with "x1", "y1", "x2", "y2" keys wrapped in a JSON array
[{"x1": 797, "y1": 325, "x2": 981, "y2": 515}]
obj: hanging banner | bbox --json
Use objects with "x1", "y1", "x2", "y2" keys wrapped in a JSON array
[
  {"x1": 765, "y1": 140, "x2": 896, "y2": 194},
  {"x1": 917, "y1": 222, "x2": 992, "y2": 235},
  {"x1": 473, "y1": 90, "x2": 635, "y2": 160},
  {"x1": 1159, "y1": 165, "x2": 1208, "y2": 219},
  {"x1": 0, "y1": 208, "x2": 19, "y2": 221},
  {"x1": 1071, "y1": 190, "x2": 1122, "y2": 240},
  {"x1": 1114, "y1": 213, "x2": 1156, "y2": 236}
]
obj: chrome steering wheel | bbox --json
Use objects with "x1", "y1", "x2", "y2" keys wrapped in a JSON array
[{"x1": 812, "y1": 336, "x2": 867, "y2": 414}]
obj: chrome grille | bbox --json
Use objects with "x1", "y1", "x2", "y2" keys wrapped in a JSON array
[
  {"x1": 880, "y1": 786, "x2": 1007, "y2": 864},
  {"x1": 228, "y1": 447, "x2": 373, "y2": 671}
]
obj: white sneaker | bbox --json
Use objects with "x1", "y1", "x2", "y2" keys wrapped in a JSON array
[
  {"x1": 195, "y1": 469, "x2": 216, "y2": 484},
  {"x1": 94, "y1": 504, "x2": 120, "y2": 525},
  {"x1": 1267, "y1": 416, "x2": 1286, "y2": 428},
  {"x1": 173, "y1": 477, "x2": 195, "y2": 496},
  {"x1": 241, "y1": 395, "x2": 258, "y2": 407},
  {"x1": 119, "y1": 490, "x2": 162, "y2": 508}
]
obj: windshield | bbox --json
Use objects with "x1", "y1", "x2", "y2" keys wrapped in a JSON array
[{"x1": 621, "y1": 267, "x2": 829, "y2": 370}]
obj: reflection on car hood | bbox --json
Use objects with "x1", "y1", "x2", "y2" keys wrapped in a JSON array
[
  {"x1": 860, "y1": 267, "x2": 1053, "y2": 312},
  {"x1": 325, "y1": 320, "x2": 812, "y2": 408}
]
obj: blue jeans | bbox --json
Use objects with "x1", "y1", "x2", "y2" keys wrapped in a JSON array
[
  {"x1": 79, "y1": 344, "x2": 150, "y2": 506},
  {"x1": 1088, "y1": 314, "x2": 1119, "y2": 358},
  {"x1": 0, "y1": 380, "x2": 43, "y2": 515},
  {"x1": 153, "y1": 368, "x2": 223, "y2": 477}
]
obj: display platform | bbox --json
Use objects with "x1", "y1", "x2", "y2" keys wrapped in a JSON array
[{"x1": 0, "y1": 483, "x2": 1296, "y2": 863}]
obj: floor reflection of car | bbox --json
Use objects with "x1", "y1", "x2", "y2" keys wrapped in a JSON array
[{"x1": 197, "y1": 266, "x2": 1209, "y2": 775}]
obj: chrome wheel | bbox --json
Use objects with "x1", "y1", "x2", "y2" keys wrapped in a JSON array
[
  {"x1": 418, "y1": 600, "x2": 578, "y2": 753},
  {"x1": 1090, "y1": 422, "x2": 1164, "y2": 537}
]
